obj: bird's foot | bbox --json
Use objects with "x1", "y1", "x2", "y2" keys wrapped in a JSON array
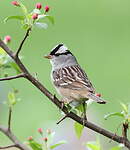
[
  {"x1": 60, "y1": 98, "x2": 68, "y2": 110},
  {"x1": 60, "y1": 101, "x2": 65, "y2": 110}
]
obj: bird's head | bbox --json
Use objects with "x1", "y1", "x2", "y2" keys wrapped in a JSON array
[{"x1": 44, "y1": 43, "x2": 77, "y2": 70}]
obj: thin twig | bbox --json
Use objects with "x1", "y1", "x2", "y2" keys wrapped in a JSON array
[
  {"x1": 15, "y1": 28, "x2": 31, "y2": 58},
  {"x1": 8, "y1": 107, "x2": 12, "y2": 131},
  {"x1": 0, "y1": 126, "x2": 30, "y2": 150},
  {"x1": 0, "y1": 73, "x2": 25, "y2": 81},
  {"x1": 57, "y1": 114, "x2": 69, "y2": 124},
  {"x1": 0, "y1": 144, "x2": 17, "y2": 149}
]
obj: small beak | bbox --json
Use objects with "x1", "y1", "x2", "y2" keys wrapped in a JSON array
[{"x1": 44, "y1": 54, "x2": 52, "y2": 59}]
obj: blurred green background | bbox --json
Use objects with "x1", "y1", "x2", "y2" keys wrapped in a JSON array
[{"x1": 1, "y1": 0, "x2": 130, "y2": 149}]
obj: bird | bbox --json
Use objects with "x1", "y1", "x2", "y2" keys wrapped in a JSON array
[{"x1": 44, "y1": 43, "x2": 106, "y2": 121}]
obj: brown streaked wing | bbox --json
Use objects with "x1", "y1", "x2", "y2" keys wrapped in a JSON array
[{"x1": 52, "y1": 65, "x2": 95, "y2": 93}]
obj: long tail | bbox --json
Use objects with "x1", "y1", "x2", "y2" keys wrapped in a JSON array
[{"x1": 87, "y1": 92, "x2": 106, "y2": 104}]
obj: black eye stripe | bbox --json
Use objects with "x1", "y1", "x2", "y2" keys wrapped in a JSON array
[
  {"x1": 50, "y1": 44, "x2": 63, "y2": 55},
  {"x1": 54, "y1": 51, "x2": 73, "y2": 56}
]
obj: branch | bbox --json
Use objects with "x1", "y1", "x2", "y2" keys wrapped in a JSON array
[
  {"x1": 15, "y1": 28, "x2": 31, "y2": 58},
  {"x1": 0, "y1": 99, "x2": 29, "y2": 150},
  {"x1": 0, "y1": 39, "x2": 130, "y2": 149},
  {"x1": 0, "y1": 126, "x2": 30, "y2": 150},
  {"x1": 0, "y1": 144, "x2": 17, "y2": 149},
  {"x1": 0, "y1": 73, "x2": 25, "y2": 81},
  {"x1": 8, "y1": 107, "x2": 12, "y2": 131},
  {"x1": 122, "y1": 122, "x2": 129, "y2": 139},
  {"x1": 57, "y1": 114, "x2": 69, "y2": 124}
]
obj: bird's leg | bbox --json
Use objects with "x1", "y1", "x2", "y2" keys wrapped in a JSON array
[
  {"x1": 83, "y1": 101, "x2": 87, "y2": 125},
  {"x1": 56, "y1": 99, "x2": 72, "y2": 124},
  {"x1": 60, "y1": 101, "x2": 64, "y2": 110},
  {"x1": 60, "y1": 98, "x2": 68, "y2": 110}
]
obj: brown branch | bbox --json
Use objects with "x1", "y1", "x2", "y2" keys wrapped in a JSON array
[
  {"x1": 15, "y1": 28, "x2": 31, "y2": 58},
  {"x1": 8, "y1": 107, "x2": 12, "y2": 131},
  {"x1": 57, "y1": 114, "x2": 69, "y2": 124},
  {"x1": 122, "y1": 122, "x2": 129, "y2": 139},
  {"x1": 0, "y1": 144, "x2": 17, "y2": 149},
  {"x1": 0, "y1": 38, "x2": 130, "y2": 149},
  {"x1": 0, "y1": 126, "x2": 30, "y2": 150},
  {"x1": 0, "y1": 73, "x2": 25, "y2": 81}
]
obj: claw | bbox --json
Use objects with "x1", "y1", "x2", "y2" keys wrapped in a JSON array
[{"x1": 61, "y1": 101, "x2": 65, "y2": 110}]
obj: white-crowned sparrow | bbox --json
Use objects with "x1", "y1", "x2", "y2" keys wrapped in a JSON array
[{"x1": 44, "y1": 44, "x2": 106, "y2": 119}]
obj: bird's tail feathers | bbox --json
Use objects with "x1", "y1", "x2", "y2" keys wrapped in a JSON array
[{"x1": 87, "y1": 92, "x2": 106, "y2": 104}]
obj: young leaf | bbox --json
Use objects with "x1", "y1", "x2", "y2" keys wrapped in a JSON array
[
  {"x1": 128, "y1": 103, "x2": 130, "y2": 115},
  {"x1": 8, "y1": 92, "x2": 16, "y2": 106},
  {"x1": 86, "y1": 141, "x2": 101, "y2": 150},
  {"x1": 32, "y1": 9, "x2": 41, "y2": 15},
  {"x1": 0, "y1": 48, "x2": 6, "y2": 54},
  {"x1": 86, "y1": 143, "x2": 100, "y2": 150},
  {"x1": 74, "y1": 121, "x2": 84, "y2": 139},
  {"x1": 19, "y1": 2, "x2": 28, "y2": 16},
  {"x1": 86, "y1": 100, "x2": 93, "y2": 108},
  {"x1": 104, "y1": 112, "x2": 124, "y2": 120},
  {"x1": 38, "y1": 15, "x2": 54, "y2": 25},
  {"x1": 50, "y1": 140, "x2": 67, "y2": 149},
  {"x1": 22, "y1": 24, "x2": 30, "y2": 30},
  {"x1": 10, "y1": 62, "x2": 21, "y2": 74},
  {"x1": 127, "y1": 104, "x2": 130, "y2": 122},
  {"x1": 76, "y1": 104, "x2": 84, "y2": 112},
  {"x1": 110, "y1": 144, "x2": 124, "y2": 150},
  {"x1": 120, "y1": 103, "x2": 128, "y2": 114},
  {"x1": 45, "y1": 15, "x2": 54, "y2": 25},
  {"x1": 4, "y1": 16, "x2": 25, "y2": 23},
  {"x1": 47, "y1": 131, "x2": 55, "y2": 145},
  {"x1": 34, "y1": 22, "x2": 48, "y2": 29},
  {"x1": 28, "y1": 140, "x2": 42, "y2": 150}
]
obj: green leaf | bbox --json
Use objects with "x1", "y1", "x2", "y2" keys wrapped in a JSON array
[
  {"x1": 127, "y1": 104, "x2": 130, "y2": 122},
  {"x1": 86, "y1": 141, "x2": 101, "y2": 150},
  {"x1": 47, "y1": 132, "x2": 55, "y2": 145},
  {"x1": 32, "y1": 9, "x2": 41, "y2": 15},
  {"x1": 38, "y1": 15, "x2": 54, "y2": 25},
  {"x1": 45, "y1": 15, "x2": 55, "y2": 25},
  {"x1": 22, "y1": 24, "x2": 30, "y2": 30},
  {"x1": 34, "y1": 22, "x2": 48, "y2": 29},
  {"x1": 10, "y1": 62, "x2": 21, "y2": 74},
  {"x1": 128, "y1": 103, "x2": 130, "y2": 116},
  {"x1": 120, "y1": 103, "x2": 128, "y2": 114},
  {"x1": 19, "y1": 2, "x2": 28, "y2": 16},
  {"x1": 8, "y1": 92, "x2": 16, "y2": 106},
  {"x1": 0, "y1": 47, "x2": 6, "y2": 54},
  {"x1": 28, "y1": 140, "x2": 42, "y2": 150},
  {"x1": 74, "y1": 121, "x2": 84, "y2": 139},
  {"x1": 104, "y1": 112, "x2": 124, "y2": 120},
  {"x1": 86, "y1": 100, "x2": 93, "y2": 108},
  {"x1": 50, "y1": 140, "x2": 67, "y2": 149},
  {"x1": 4, "y1": 16, "x2": 25, "y2": 23},
  {"x1": 110, "y1": 144, "x2": 124, "y2": 150},
  {"x1": 76, "y1": 104, "x2": 84, "y2": 112},
  {"x1": 86, "y1": 143, "x2": 100, "y2": 150}
]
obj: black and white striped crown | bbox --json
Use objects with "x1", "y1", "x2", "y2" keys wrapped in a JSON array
[{"x1": 50, "y1": 44, "x2": 72, "y2": 56}]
